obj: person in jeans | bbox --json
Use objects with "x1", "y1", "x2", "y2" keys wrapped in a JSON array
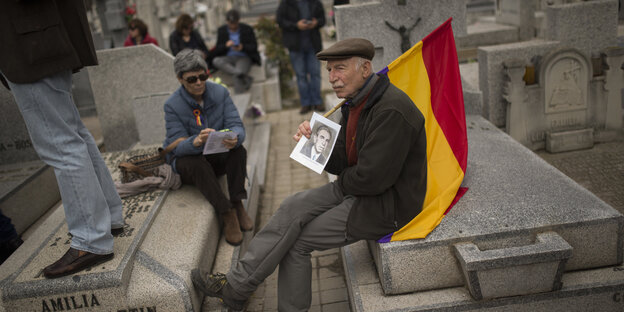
[
  {"x1": 212, "y1": 9, "x2": 261, "y2": 94},
  {"x1": 0, "y1": 0, "x2": 124, "y2": 278},
  {"x1": 192, "y1": 38, "x2": 427, "y2": 311},
  {"x1": 277, "y1": 0, "x2": 326, "y2": 114},
  {"x1": 163, "y1": 49, "x2": 253, "y2": 246}
]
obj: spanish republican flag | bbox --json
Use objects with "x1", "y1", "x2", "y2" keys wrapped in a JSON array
[{"x1": 379, "y1": 18, "x2": 468, "y2": 242}]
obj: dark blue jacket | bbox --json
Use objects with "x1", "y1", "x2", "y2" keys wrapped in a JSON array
[{"x1": 163, "y1": 82, "x2": 245, "y2": 171}]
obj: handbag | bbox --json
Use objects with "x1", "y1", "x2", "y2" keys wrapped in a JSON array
[{"x1": 118, "y1": 137, "x2": 186, "y2": 183}]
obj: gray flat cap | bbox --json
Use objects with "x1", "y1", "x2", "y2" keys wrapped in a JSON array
[{"x1": 316, "y1": 38, "x2": 374, "y2": 61}]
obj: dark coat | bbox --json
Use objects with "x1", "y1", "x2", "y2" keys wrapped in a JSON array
[
  {"x1": 276, "y1": 0, "x2": 326, "y2": 52},
  {"x1": 214, "y1": 23, "x2": 261, "y2": 65},
  {"x1": 325, "y1": 74, "x2": 428, "y2": 240},
  {"x1": 169, "y1": 29, "x2": 211, "y2": 58},
  {"x1": 0, "y1": 0, "x2": 98, "y2": 85}
]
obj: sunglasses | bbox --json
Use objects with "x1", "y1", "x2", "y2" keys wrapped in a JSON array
[
  {"x1": 128, "y1": 26, "x2": 137, "y2": 30},
  {"x1": 184, "y1": 73, "x2": 209, "y2": 84}
]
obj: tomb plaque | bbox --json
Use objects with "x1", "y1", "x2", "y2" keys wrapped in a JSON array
[{"x1": 543, "y1": 51, "x2": 589, "y2": 114}]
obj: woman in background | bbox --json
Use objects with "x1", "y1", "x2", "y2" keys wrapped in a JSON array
[
  {"x1": 124, "y1": 18, "x2": 159, "y2": 47},
  {"x1": 169, "y1": 14, "x2": 211, "y2": 63}
]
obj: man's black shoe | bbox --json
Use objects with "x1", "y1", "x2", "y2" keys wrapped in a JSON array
[
  {"x1": 299, "y1": 105, "x2": 313, "y2": 114},
  {"x1": 0, "y1": 236, "x2": 23, "y2": 265},
  {"x1": 43, "y1": 248, "x2": 113, "y2": 278},
  {"x1": 191, "y1": 270, "x2": 246, "y2": 311}
]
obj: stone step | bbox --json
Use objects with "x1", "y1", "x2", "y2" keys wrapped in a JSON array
[
  {"x1": 0, "y1": 144, "x2": 264, "y2": 311},
  {"x1": 342, "y1": 240, "x2": 624, "y2": 312}
]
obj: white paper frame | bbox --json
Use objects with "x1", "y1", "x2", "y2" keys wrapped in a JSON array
[{"x1": 290, "y1": 112, "x2": 341, "y2": 174}]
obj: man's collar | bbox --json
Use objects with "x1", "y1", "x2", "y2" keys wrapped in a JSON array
[{"x1": 345, "y1": 74, "x2": 378, "y2": 107}]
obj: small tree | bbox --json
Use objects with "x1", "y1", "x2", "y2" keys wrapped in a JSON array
[{"x1": 254, "y1": 16, "x2": 294, "y2": 99}]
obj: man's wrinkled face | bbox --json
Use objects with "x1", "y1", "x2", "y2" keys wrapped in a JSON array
[
  {"x1": 178, "y1": 69, "x2": 207, "y2": 98},
  {"x1": 326, "y1": 57, "x2": 370, "y2": 99},
  {"x1": 313, "y1": 129, "x2": 331, "y2": 154}
]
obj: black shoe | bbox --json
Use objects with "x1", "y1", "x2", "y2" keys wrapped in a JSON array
[
  {"x1": 299, "y1": 105, "x2": 313, "y2": 114},
  {"x1": 43, "y1": 248, "x2": 114, "y2": 278},
  {"x1": 313, "y1": 104, "x2": 325, "y2": 112},
  {"x1": 191, "y1": 270, "x2": 246, "y2": 311},
  {"x1": 111, "y1": 227, "x2": 125, "y2": 237}
]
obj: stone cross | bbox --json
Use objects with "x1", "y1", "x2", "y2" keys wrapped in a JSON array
[{"x1": 384, "y1": 18, "x2": 421, "y2": 53}]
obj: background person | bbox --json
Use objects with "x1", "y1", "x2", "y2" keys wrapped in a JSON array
[
  {"x1": 124, "y1": 18, "x2": 159, "y2": 47},
  {"x1": 0, "y1": 0, "x2": 125, "y2": 278},
  {"x1": 163, "y1": 49, "x2": 253, "y2": 246},
  {"x1": 277, "y1": 0, "x2": 326, "y2": 114},
  {"x1": 169, "y1": 14, "x2": 212, "y2": 62},
  {"x1": 192, "y1": 38, "x2": 427, "y2": 311},
  {"x1": 212, "y1": 9, "x2": 261, "y2": 94}
]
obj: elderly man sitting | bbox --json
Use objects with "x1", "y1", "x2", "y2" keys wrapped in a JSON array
[
  {"x1": 191, "y1": 38, "x2": 428, "y2": 311},
  {"x1": 163, "y1": 49, "x2": 253, "y2": 246}
]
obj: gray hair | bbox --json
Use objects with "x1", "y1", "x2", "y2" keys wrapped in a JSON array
[
  {"x1": 174, "y1": 49, "x2": 207, "y2": 78},
  {"x1": 354, "y1": 57, "x2": 371, "y2": 72}
]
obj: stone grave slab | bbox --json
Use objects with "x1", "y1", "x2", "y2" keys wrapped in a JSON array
[
  {"x1": 0, "y1": 146, "x2": 167, "y2": 309},
  {"x1": 88, "y1": 45, "x2": 179, "y2": 151},
  {"x1": 342, "y1": 240, "x2": 624, "y2": 312},
  {"x1": 367, "y1": 115, "x2": 622, "y2": 296},
  {"x1": 334, "y1": 0, "x2": 467, "y2": 71},
  {"x1": 0, "y1": 86, "x2": 37, "y2": 165},
  {"x1": 0, "y1": 161, "x2": 59, "y2": 235}
]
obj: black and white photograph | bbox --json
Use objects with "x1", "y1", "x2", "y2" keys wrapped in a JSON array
[{"x1": 290, "y1": 113, "x2": 340, "y2": 174}]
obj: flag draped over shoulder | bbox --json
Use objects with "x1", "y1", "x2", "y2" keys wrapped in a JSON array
[{"x1": 378, "y1": 18, "x2": 468, "y2": 243}]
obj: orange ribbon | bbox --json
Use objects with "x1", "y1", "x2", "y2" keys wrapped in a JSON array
[{"x1": 193, "y1": 109, "x2": 202, "y2": 126}]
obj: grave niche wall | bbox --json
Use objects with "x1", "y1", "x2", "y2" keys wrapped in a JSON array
[{"x1": 503, "y1": 47, "x2": 624, "y2": 152}]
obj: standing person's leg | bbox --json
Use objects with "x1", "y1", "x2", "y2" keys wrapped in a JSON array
[
  {"x1": 191, "y1": 182, "x2": 347, "y2": 310},
  {"x1": 76, "y1": 117, "x2": 124, "y2": 231},
  {"x1": 5, "y1": 70, "x2": 115, "y2": 276},
  {"x1": 176, "y1": 154, "x2": 243, "y2": 245},
  {"x1": 289, "y1": 50, "x2": 313, "y2": 113},
  {"x1": 305, "y1": 49, "x2": 323, "y2": 111}
]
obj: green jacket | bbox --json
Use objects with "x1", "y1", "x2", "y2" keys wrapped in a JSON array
[{"x1": 326, "y1": 74, "x2": 427, "y2": 240}]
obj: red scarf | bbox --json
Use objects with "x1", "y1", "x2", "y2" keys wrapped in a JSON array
[{"x1": 345, "y1": 94, "x2": 369, "y2": 166}]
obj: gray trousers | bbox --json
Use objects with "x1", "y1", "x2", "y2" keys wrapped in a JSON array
[
  {"x1": 212, "y1": 55, "x2": 252, "y2": 93},
  {"x1": 226, "y1": 182, "x2": 358, "y2": 311}
]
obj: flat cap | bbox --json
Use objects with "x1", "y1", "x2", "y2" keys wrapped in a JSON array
[{"x1": 316, "y1": 38, "x2": 374, "y2": 61}]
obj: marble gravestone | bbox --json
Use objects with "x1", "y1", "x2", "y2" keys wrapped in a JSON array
[
  {"x1": 334, "y1": 0, "x2": 467, "y2": 71},
  {"x1": 495, "y1": 0, "x2": 536, "y2": 40}
]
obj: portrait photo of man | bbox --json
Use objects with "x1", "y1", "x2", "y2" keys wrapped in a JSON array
[{"x1": 300, "y1": 124, "x2": 332, "y2": 164}]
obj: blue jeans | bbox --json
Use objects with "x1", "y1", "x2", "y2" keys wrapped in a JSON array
[
  {"x1": 4, "y1": 70, "x2": 123, "y2": 254},
  {"x1": 289, "y1": 48, "x2": 322, "y2": 107}
]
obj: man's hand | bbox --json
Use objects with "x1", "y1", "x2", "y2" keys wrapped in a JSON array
[
  {"x1": 223, "y1": 137, "x2": 238, "y2": 149},
  {"x1": 297, "y1": 19, "x2": 313, "y2": 30},
  {"x1": 293, "y1": 120, "x2": 312, "y2": 142},
  {"x1": 226, "y1": 40, "x2": 236, "y2": 48},
  {"x1": 193, "y1": 128, "x2": 215, "y2": 147}
]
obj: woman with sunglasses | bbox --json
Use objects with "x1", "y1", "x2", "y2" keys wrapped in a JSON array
[
  {"x1": 124, "y1": 18, "x2": 159, "y2": 47},
  {"x1": 162, "y1": 49, "x2": 253, "y2": 246}
]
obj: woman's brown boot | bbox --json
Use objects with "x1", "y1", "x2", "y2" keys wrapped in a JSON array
[
  {"x1": 232, "y1": 200, "x2": 253, "y2": 231},
  {"x1": 221, "y1": 209, "x2": 243, "y2": 246}
]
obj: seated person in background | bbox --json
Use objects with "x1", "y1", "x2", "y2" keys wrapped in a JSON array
[
  {"x1": 212, "y1": 9, "x2": 261, "y2": 94},
  {"x1": 169, "y1": 14, "x2": 211, "y2": 62},
  {"x1": 124, "y1": 18, "x2": 159, "y2": 47},
  {"x1": 300, "y1": 124, "x2": 331, "y2": 164},
  {"x1": 163, "y1": 49, "x2": 253, "y2": 246}
]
